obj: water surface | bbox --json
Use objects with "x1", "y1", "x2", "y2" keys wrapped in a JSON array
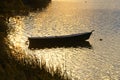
[{"x1": 6, "y1": 1, "x2": 120, "y2": 79}]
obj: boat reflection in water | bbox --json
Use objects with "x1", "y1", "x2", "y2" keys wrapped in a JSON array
[
  {"x1": 28, "y1": 31, "x2": 94, "y2": 49},
  {"x1": 29, "y1": 40, "x2": 92, "y2": 49}
]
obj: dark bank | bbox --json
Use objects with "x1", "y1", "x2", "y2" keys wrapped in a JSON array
[
  {"x1": 0, "y1": 0, "x2": 51, "y2": 16},
  {"x1": 0, "y1": 0, "x2": 72, "y2": 80}
]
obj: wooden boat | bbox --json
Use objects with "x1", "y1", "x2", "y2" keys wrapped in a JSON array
[{"x1": 28, "y1": 30, "x2": 94, "y2": 49}]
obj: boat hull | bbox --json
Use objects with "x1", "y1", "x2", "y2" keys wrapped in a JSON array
[{"x1": 28, "y1": 31, "x2": 93, "y2": 49}]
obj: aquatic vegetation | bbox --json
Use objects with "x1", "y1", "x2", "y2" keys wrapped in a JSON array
[{"x1": 0, "y1": 17, "x2": 71, "y2": 80}]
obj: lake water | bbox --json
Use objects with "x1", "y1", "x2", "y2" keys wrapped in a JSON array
[{"x1": 6, "y1": 1, "x2": 120, "y2": 80}]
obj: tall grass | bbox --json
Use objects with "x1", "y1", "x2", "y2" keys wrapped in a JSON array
[{"x1": 0, "y1": 17, "x2": 71, "y2": 80}]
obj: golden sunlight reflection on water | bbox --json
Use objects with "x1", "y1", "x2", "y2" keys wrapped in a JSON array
[
  {"x1": 6, "y1": 1, "x2": 120, "y2": 80},
  {"x1": 7, "y1": 16, "x2": 93, "y2": 78}
]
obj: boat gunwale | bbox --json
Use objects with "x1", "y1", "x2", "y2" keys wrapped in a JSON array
[{"x1": 28, "y1": 30, "x2": 94, "y2": 39}]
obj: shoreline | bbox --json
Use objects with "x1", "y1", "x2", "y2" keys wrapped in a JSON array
[{"x1": 0, "y1": 0, "x2": 51, "y2": 16}]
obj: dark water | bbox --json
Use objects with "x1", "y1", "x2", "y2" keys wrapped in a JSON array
[{"x1": 4, "y1": 1, "x2": 120, "y2": 79}]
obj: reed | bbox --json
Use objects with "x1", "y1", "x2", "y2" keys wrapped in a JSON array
[{"x1": 0, "y1": 17, "x2": 71, "y2": 80}]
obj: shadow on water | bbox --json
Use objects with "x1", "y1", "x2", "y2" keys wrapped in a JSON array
[
  {"x1": 0, "y1": 0, "x2": 51, "y2": 16},
  {"x1": 29, "y1": 40, "x2": 92, "y2": 49},
  {"x1": 22, "y1": 0, "x2": 51, "y2": 10}
]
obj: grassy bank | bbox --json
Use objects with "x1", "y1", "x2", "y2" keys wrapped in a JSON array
[
  {"x1": 0, "y1": 1, "x2": 72, "y2": 79},
  {"x1": 0, "y1": 17, "x2": 71, "y2": 80}
]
